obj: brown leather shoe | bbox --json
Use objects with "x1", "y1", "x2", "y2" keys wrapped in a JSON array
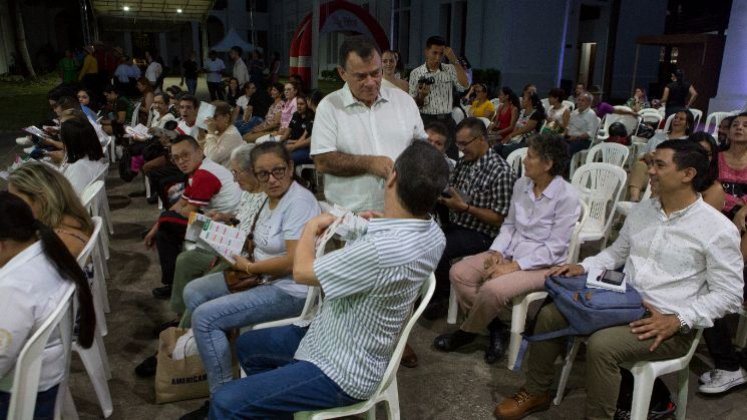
[
  {"x1": 494, "y1": 388, "x2": 550, "y2": 420},
  {"x1": 400, "y1": 344, "x2": 418, "y2": 368}
]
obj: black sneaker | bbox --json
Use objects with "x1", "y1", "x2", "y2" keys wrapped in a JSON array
[
  {"x1": 614, "y1": 400, "x2": 676, "y2": 420},
  {"x1": 180, "y1": 401, "x2": 210, "y2": 420},
  {"x1": 134, "y1": 354, "x2": 157, "y2": 377},
  {"x1": 152, "y1": 285, "x2": 172, "y2": 300}
]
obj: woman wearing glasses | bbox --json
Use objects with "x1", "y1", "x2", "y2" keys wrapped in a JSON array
[
  {"x1": 179, "y1": 142, "x2": 320, "y2": 419},
  {"x1": 466, "y1": 83, "x2": 495, "y2": 120}
]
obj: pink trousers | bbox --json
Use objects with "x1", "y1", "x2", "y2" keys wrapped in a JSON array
[{"x1": 450, "y1": 251, "x2": 549, "y2": 334}]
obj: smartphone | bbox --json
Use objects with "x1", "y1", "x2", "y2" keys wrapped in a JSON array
[{"x1": 598, "y1": 270, "x2": 625, "y2": 286}]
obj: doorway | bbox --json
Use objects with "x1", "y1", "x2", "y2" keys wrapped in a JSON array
[{"x1": 577, "y1": 42, "x2": 597, "y2": 87}]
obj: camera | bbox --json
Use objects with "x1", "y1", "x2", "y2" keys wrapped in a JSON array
[{"x1": 418, "y1": 76, "x2": 435, "y2": 86}]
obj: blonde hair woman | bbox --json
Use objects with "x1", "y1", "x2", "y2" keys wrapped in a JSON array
[{"x1": 7, "y1": 162, "x2": 94, "y2": 256}]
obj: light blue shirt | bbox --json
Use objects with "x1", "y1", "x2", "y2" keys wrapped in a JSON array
[{"x1": 490, "y1": 176, "x2": 580, "y2": 269}]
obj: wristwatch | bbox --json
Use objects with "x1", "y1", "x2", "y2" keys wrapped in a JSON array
[{"x1": 675, "y1": 313, "x2": 691, "y2": 335}]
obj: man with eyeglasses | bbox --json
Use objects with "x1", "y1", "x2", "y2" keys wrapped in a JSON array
[
  {"x1": 143, "y1": 134, "x2": 241, "y2": 300},
  {"x1": 311, "y1": 35, "x2": 426, "y2": 213},
  {"x1": 425, "y1": 117, "x2": 516, "y2": 320}
]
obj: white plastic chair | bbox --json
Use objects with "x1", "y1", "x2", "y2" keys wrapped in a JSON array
[
  {"x1": 129, "y1": 101, "x2": 141, "y2": 127},
  {"x1": 616, "y1": 182, "x2": 652, "y2": 218},
  {"x1": 506, "y1": 201, "x2": 589, "y2": 370},
  {"x1": 0, "y1": 283, "x2": 75, "y2": 420},
  {"x1": 239, "y1": 287, "x2": 321, "y2": 337},
  {"x1": 568, "y1": 116, "x2": 602, "y2": 179},
  {"x1": 294, "y1": 274, "x2": 436, "y2": 420},
  {"x1": 80, "y1": 181, "x2": 112, "y2": 286},
  {"x1": 490, "y1": 98, "x2": 502, "y2": 108},
  {"x1": 477, "y1": 117, "x2": 491, "y2": 128},
  {"x1": 584, "y1": 142, "x2": 630, "y2": 168},
  {"x1": 571, "y1": 163, "x2": 627, "y2": 249},
  {"x1": 553, "y1": 329, "x2": 703, "y2": 420},
  {"x1": 596, "y1": 113, "x2": 640, "y2": 143},
  {"x1": 562, "y1": 100, "x2": 575, "y2": 111},
  {"x1": 505, "y1": 147, "x2": 527, "y2": 178},
  {"x1": 451, "y1": 106, "x2": 467, "y2": 125},
  {"x1": 72, "y1": 216, "x2": 114, "y2": 417},
  {"x1": 703, "y1": 111, "x2": 736, "y2": 138}
]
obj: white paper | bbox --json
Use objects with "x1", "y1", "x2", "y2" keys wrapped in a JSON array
[
  {"x1": 125, "y1": 123, "x2": 149, "y2": 139},
  {"x1": 199, "y1": 219, "x2": 244, "y2": 264},
  {"x1": 196, "y1": 102, "x2": 216, "y2": 131},
  {"x1": 22, "y1": 125, "x2": 46, "y2": 138}
]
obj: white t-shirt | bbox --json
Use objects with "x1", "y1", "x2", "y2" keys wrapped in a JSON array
[
  {"x1": 182, "y1": 158, "x2": 242, "y2": 213},
  {"x1": 0, "y1": 242, "x2": 69, "y2": 392},
  {"x1": 233, "y1": 58, "x2": 250, "y2": 86},
  {"x1": 145, "y1": 62, "x2": 162, "y2": 84},
  {"x1": 310, "y1": 84, "x2": 426, "y2": 212},
  {"x1": 62, "y1": 158, "x2": 108, "y2": 195},
  {"x1": 253, "y1": 181, "x2": 320, "y2": 298},
  {"x1": 205, "y1": 58, "x2": 226, "y2": 83}
]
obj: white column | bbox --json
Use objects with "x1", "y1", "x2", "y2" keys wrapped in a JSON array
[
  {"x1": 123, "y1": 31, "x2": 133, "y2": 56},
  {"x1": 709, "y1": 0, "x2": 747, "y2": 113}
]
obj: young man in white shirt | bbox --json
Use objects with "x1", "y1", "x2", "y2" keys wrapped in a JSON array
[
  {"x1": 204, "y1": 50, "x2": 226, "y2": 101},
  {"x1": 495, "y1": 140, "x2": 744, "y2": 420}
]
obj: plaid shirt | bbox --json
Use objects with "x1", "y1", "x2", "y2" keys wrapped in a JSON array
[{"x1": 449, "y1": 148, "x2": 515, "y2": 237}]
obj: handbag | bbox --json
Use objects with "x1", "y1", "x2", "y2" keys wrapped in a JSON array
[
  {"x1": 155, "y1": 327, "x2": 208, "y2": 403},
  {"x1": 222, "y1": 197, "x2": 269, "y2": 293},
  {"x1": 512, "y1": 274, "x2": 646, "y2": 371}
]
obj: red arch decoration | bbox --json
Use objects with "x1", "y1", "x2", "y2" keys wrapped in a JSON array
[{"x1": 289, "y1": 0, "x2": 390, "y2": 84}]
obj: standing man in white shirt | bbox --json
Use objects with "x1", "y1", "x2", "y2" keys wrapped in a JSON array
[
  {"x1": 144, "y1": 51, "x2": 163, "y2": 89},
  {"x1": 494, "y1": 140, "x2": 744, "y2": 420},
  {"x1": 204, "y1": 50, "x2": 226, "y2": 101},
  {"x1": 409, "y1": 35, "x2": 468, "y2": 157},
  {"x1": 230, "y1": 46, "x2": 250, "y2": 87},
  {"x1": 311, "y1": 35, "x2": 426, "y2": 213}
]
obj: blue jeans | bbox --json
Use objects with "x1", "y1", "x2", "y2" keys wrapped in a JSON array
[
  {"x1": 235, "y1": 116, "x2": 264, "y2": 135},
  {"x1": 290, "y1": 147, "x2": 312, "y2": 165},
  {"x1": 184, "y1": 273, "x2": 306, "y2": 394},
  {"x1": 209, "y1": 325, "x2": 362, "y2": 420},
  {"x1": 185, "y1": 78, "x2": 197, "y2": 95},
  {"x1": 0, "y1": 384, "x2": 59, "y2": 420}
]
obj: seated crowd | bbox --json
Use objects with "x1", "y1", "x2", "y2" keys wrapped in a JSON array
[{"x1": 4, "y1": 33, "x2": 747, "y2": 420}]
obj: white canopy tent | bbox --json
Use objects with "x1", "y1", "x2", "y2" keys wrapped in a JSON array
[{"x1": 210, "y1": 28, "x2": 260, "y2": 53}]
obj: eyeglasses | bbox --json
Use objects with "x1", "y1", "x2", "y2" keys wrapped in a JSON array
[
  {"x1": 456, "y1": 136, "x2": 480, "y2": 149},
  {"x1": 171, "y1": 152, "x2": 195, "y2": 163},
  {"x1": 254, "y1": 166, "x2": 287, "y2": 182}
]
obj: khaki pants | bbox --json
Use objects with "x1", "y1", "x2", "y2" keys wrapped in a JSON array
[
  {"x1": 450, "y1": 251, "x2": 549, "y2": 334},
  {"x1": 524, "y1": 302, "x2": 694, "y2": 419}
]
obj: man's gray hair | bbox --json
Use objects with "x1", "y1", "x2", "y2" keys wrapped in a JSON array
[{"x1": 231, "y1": 143, "x2": 255, "y2": 172}]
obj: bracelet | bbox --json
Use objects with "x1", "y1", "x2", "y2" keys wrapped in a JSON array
[{"x1": 244, "y1": 261, "x2": 252, "y2": 275}]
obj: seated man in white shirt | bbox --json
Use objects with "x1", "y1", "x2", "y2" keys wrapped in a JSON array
[
  {"x1": 564, "y1": 92, "x2": 599, "y2": 157},
  {"x1": 494, "y1": 140, "x2": 744, "y2": 420}
]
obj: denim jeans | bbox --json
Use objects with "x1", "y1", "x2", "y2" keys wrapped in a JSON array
[
  {"x1": 209, "y1": 325, "x2": 362, "y2": 419},
  {"x1": 290, "y1": 147, "x2": 312, "y2": 165},
  {"x1": 184, "y1": 273, "x2": 306, "y2": 394},
  {"x1": 0, "y1": 384, "x2": 59, "y2": 420},
  {"x1": 185, "y1": 78, "x2": 197, "y2": 95},
  {"x1": 235, "y1": 116, "x2": 264, "y2": 135}
]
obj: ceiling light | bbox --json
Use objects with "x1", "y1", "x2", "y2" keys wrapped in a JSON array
[
  {"x1": 177, "y1": 8, "x2": 183, "y2": 13},
  {"x1": 123, "y1": 6, "x2": 129, "y2": 11}
]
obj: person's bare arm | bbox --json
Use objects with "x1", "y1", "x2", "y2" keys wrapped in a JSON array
[
  {"x1": 445, "y1": 47, "x2": 468, "y2": 88},
  {"x1": 496, "y1": 107, "x2": 518, "y2": 137},
  {"x1": 313, "y1": 152, "x2": 393, "y2": 179},
  {"x1": 661, "y1": 86, "x2": 670, "y2": 104},
  {"x1": 687, "y1": 85, "x2": 698, "y2": 107}
]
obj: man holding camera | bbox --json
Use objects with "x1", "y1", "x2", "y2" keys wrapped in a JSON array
[{"x1": 409, "y1": 36, "x2": 468, "y2": 157}]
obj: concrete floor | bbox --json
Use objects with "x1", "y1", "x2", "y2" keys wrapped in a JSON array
[{"x1": 1, "y1": 79, "x2": 747, "y2": 419}]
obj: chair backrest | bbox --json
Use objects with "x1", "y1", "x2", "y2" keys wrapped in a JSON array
[
  {"x1": 585, "y1": 142, "x2": 630, "y2": 167},
  {"x1": 80, "y1": 181, "x2": 105, "y2": 212},
  {"x1": 566, "y1": 201, "x2": 589, "y2": 265},
  {"x1": 451, "y1": 106, "x2": 466, "y2": 124},
  {"x1": 662, "y1": 108, "x2": 702, "y2": 132},
  {"x1": 562, "y1": 100, "x2": 575, "y2": 111},
  {"x1": 601, "y1": 113, "x2": 640, "y2": 138},
  {"x1": 638, "y1": 107, "x2": 661, "y2": 116},
  {"x1": 540, "y1": 98, "x2": 550, "y2": 112},
  {"x1": 490, "y1": 98, "x2": 502, "y2": 108},
  {"x1": 704, "y1": 111, "x2": 736, "y2": 137},
  {"x1": 375, "y1": 273, "x2": 435, "y2": 395},
  {"x1": 77, "y1": 217, "x2": 104, "y2": 267},
  {"x1": 505, "y1": 147, "x2": 527, "y2": 178},
  {"x1": 129, "y1": 101, "x2": 141, "y2": 127},
  {"x1": 5, "y1": 283, "x2": 75, "y2": 420},
  {"x1": 639, "y1": 112, "x2": 663, "y2": 127},
  {"x1": 571, "y1": 163, "x2": 627, "y2": 237},
  {"x1": 477, "y1": 117, "x2": 491, "y2": 128}
]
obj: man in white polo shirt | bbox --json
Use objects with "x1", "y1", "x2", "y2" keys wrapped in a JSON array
[{"x1": 311, "y1": 35, "x2": 426, "y2": 213}]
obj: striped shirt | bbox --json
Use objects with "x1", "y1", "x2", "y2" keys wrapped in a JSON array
[
  {"x1": 408, "y1": 63, "x2": 467, "y2": 115},
  {"x1": 295, "y1": 218, "x2": 446, "y2": 399},
  {"x1": 450, "y1": 148, "x2": 516, "y2": 237}
]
